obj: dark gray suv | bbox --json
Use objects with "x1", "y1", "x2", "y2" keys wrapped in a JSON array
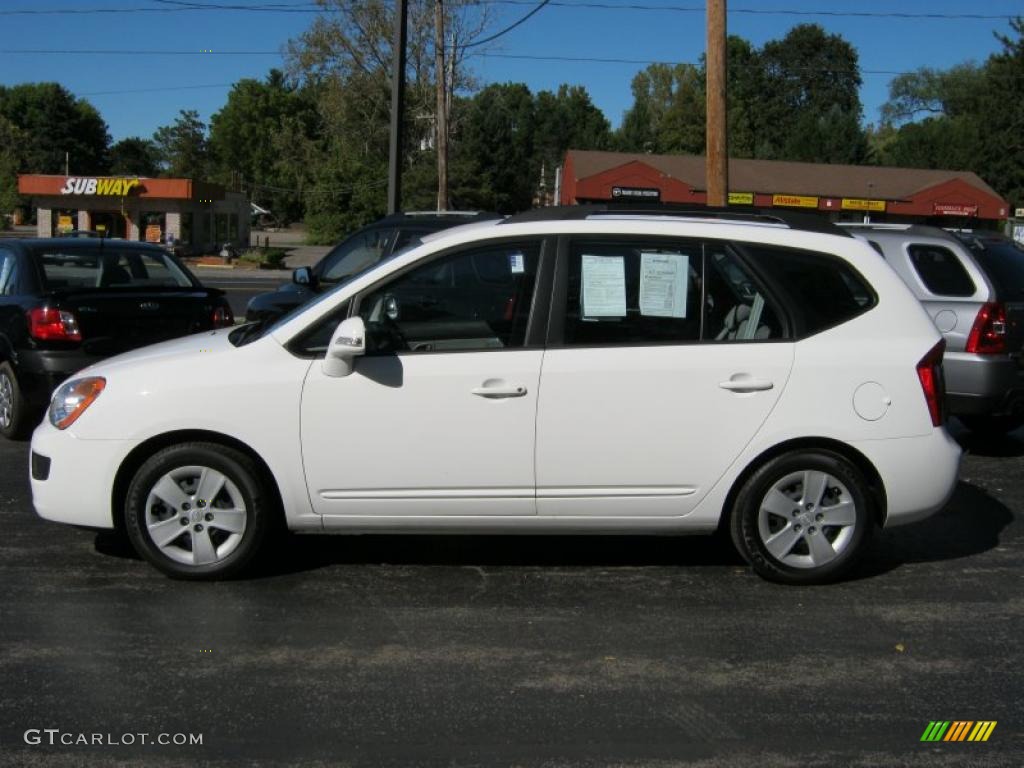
[{"x1": 843, "y1": 224, "x2": 1024, "y2": 435}]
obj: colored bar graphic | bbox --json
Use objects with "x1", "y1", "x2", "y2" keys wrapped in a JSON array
[
  {"x1": 921, "y1": 721, "x2": 950, "y2": 741},
  {"x1": 944, "y1": 721, "x2": 973, "y2": 741},
  {"x1": 921, "y1": 720, "x2": 996, "y2": 742}
]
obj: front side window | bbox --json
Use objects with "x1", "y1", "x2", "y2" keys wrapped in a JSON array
[
  {"x1": 358, "y1": 241, "x2": 540, "y2": 353},
  {"x1": 908, "y1": 244, "x2": 975, "y2": 297},
  {"x1": 563, "y1": 239, "x2": 703, "y2": 345},
  {"x1": 320, "y1": 228, "x2": 395, "y2": 284},
  {"x1": 35, "y1": 248, "x2": 193, "y2": 290}
]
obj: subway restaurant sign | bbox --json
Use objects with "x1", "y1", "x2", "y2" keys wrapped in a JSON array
[
  {"x1": 841, "y1": 198, "x2": 886, "y2": 212},
  {"x1": 60, "y1": 177, "x2": 140, "y2": 196},
  {"x1": 728, "y1": 192, "x2": 754, "y2": 205},
  {"x1": 772, "y1": 194, "x2": 818, "y2": 208}
]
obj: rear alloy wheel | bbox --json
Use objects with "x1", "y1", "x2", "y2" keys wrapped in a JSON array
[
  {"x1": 125, "y1": 442, "x2": 276, "y2": 579},
  {"x1": 730, "y1": 451, "x2": 874, "y2": 585},
  {"x1": 0, "y1": 362, "x2": 32, "y2": 440}
]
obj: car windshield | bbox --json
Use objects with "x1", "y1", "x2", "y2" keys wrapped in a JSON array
[
  {"x1": 34, "y1": 247, "x2": 194, "y2": 290},
  {"x1": 966, "y1": 238, "x2": 1024, "y2": 299}
]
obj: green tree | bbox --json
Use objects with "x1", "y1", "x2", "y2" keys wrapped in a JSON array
[
  {"x1": 756, "y1": 24, "x2": 868, "y2": 162},
  {"x1": 0, "y1": 116, "x2": 27, "y2": 222},
  {"x1": 209, "y1": 70, "x2": 318, "y2": 223},
  {"x1": 153, "y1": 110, "x2": 210, "y2": 179},
  {"x1": 533, "y1": 85, "x2": 611, "y2": 196},
  {"x1": 456, "y1": 83, "x2": 536, "y2": 212},
  {"x1": 0, "y1": 83, "x2": 109, "y2": 174},
  {"x1": 108, "y1": 137, "x2": 160, "y2": 176},
  {"x1": 618, "y1": 63, "x2": 704, "y2": 154}
]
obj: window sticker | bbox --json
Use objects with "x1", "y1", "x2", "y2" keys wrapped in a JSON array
[
  {"x1": 509, "y1": 251, "x2": 525, "y2": 274},
  {"x1": 581, "y1": 254, "x2": 627, "y2": 317},
  {"x1": 639, "y1": 251, "x2": 689, "y2": 318}
]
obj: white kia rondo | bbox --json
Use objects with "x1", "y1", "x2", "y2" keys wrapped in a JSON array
[{"x1": 30, "y1": 207, "x2": 961, "y2": 584}]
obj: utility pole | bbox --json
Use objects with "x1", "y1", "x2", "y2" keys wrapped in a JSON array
[
  {"x1": 705, "y1": 0, "x2": 728, "y2": 208},
  {"x1": 434, "y1": 0, "x2": 449, "y2": 211},
  {"x1": 387, "y1": 0, "x2": 409, "y2": 215}
]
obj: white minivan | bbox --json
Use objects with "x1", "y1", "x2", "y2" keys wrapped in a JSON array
[{"x1": 30, "y1": 207, "x2": 961, "y2": 584}]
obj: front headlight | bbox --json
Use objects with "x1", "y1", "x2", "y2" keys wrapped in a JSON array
[{"x1": 49, "y1": 377, "x2": 106, "y2": 430}]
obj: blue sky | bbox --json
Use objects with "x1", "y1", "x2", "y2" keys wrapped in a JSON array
[{"x1": 0, "y1": 0, "x2": 1020, "y2": 143}]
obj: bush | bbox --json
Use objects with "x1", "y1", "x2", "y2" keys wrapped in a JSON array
[{"x1": 238, "y1": 247, "x2": 289, "y2": 269}]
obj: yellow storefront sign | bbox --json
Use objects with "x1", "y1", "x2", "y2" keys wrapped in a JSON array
[
  {"x1": 728, "y1": 192, "x2": 754, "y2": 205},
  {"x1": 772, "y1": 194, "x2": 819, "y2": 208},
  {"x1": 841, "y1": 198, "x2": 886, "y2": 212}
]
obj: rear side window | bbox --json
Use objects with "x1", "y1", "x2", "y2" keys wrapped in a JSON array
[
  {"x1": 564, "y1": 239, "x2": 703, "y2": 345},
  {"x1": 35, "y1": 249, "x2": 193, "y2": 289},
  {"x1": 742, "y1": 244, "x2": 876, "y2": 337},
  {"x1": 908, "y1": 244, "x2": 975, "y2": 297},
  {"x1": 968, "y1": 239, "x2": 1024, "y2": 300}
]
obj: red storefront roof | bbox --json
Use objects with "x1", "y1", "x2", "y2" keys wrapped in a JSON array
[{"x1": 561, "y1": 150, "x2": 1010, "y2": 220}]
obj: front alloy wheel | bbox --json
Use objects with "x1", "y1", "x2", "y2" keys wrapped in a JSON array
[
  {"x1": 730, "y1": 451, "x2": 873, "y2": 584},
  {"x1": 125, "y1": 443, "x2": 276, "y2": 579},
  {"x1": 0, "y1": 362, "x2": 31, "y2": 440}
]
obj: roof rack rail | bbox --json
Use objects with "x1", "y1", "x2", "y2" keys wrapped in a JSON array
[{"x1": 501, "y1": 204, "x2": 851, "y2": 237}]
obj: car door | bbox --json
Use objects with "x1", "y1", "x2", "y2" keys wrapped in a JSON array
[
  {"x1": 300, "y1": 238, "x2": 548, "y2": 519},
  {"x1": 535, "y1": 236, "x2": 794, "y2": 517}
]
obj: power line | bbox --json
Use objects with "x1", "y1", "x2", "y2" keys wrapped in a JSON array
[
  {"x1": 0, "y1": 48, "x2": 282, "y2": 55},
  {"x1": 1, "y1": 2, "x2": 1016, "y2": 20},
  {"x1": 475, "y1": 1, "x2": 1019, "y2": 21},
  {"x1": 464, "y1": 0, "x2": 552, "y2": 48},
  {"x1": 79, "y1": 83, "x2": 236, "y2": 96}
]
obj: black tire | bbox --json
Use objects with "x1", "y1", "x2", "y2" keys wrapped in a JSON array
[
  {"x1": 0, "y1": 362, "x2": 32, "y2": 440},
  {"x1": 729, "y1": 450, "x2": 874, "y2": 585},
  {"x1": 957, "y1": 414, "x2": 1024, "y2": 437},
  {"x1": 124, "y1": 442, "x2": 279, "y2": 580}
]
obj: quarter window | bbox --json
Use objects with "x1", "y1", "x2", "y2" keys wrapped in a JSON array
[
  {"x1": 741, "y1": 243, "x2": 876, "y2": 337},
  {"x1": 908, "y1": 244, "x2": 975, "y2": 297},
  {"x1": 358, "y1": 241, "x2": 540, "y2": 354}
]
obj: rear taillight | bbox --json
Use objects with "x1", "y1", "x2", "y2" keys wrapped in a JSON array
[
  {"x1": 27, "y1": 307, "x2": 82, "y2": 342},
  {"x1": 212, "y1": 305, "x2": 234, "y2": 328},
  {"x1": 965, "y1": 302, "x2": 1007, "y2": 354},
  {"x1": 916, "y1": 340, "x2": 947, "y2": 427}
]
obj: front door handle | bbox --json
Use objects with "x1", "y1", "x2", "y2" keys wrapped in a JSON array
[
  {"x1": 471, "y1": 384, "x2": 527, "y2": 398},
  {"x1": 719, "y1": 374, "x2": 774, "y2": 393}
]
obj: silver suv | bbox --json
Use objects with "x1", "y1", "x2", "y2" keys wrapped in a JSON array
[{"x1": 843, "y1": 224, "x2": 1024, "y2": 435}]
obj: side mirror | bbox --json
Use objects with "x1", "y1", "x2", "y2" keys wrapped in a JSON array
[
  {"x1": 293, "y1": 266, "x2": 314, "y2": 287},
  {"x1": 322, "y1": 316, "x2": 366, "y2": 378}
]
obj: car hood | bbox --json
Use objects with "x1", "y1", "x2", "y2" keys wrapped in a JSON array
[{"x1": 73, "y1": 326, "x2": 238, "y2": 379}]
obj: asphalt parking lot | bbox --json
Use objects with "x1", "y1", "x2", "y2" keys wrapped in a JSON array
[{"x1": 0, "y1": 423, "x2": 1021, "y2": 767}]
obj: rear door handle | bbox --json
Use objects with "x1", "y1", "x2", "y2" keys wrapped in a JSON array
[
  {"x1": 471, "y1": 384, "x2": 527, "y2": 398},
  {"x1": 719, "y1": 375, "x2": 774, "y2": 393}
]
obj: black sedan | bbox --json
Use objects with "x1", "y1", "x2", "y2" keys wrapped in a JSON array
[
  {"x1": 245, "y1": 211, "x2": 501, "y2": 322},
  {"x1": 0, "y1": 237, "x2": 234, "y2": 439}
]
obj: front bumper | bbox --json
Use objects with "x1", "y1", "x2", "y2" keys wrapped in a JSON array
[{"x1": 30, "y1": 420, "x2": 131, "y2": 530}]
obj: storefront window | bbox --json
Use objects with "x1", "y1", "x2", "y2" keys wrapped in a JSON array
[
  {"x1": 179, "y1": 213, "x2": 193, "y2": 245},
  {"x1": 142, "y1": 212, "x2": 166, "y2": 243},
  {"x1": 229, "y1": 213, "x2": 238, "y2": 242},
  {"x1": 215, "y1": 213, "x2": 228, "y2": 244},
  {"x1": 52, "y1": 209, "x2": 76, "y2": 234}
]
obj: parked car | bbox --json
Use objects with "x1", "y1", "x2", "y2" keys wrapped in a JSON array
[
  {"x1": 842, "y1": 223, "x2": 1024, "y2": 436},
  {"x1": 31, "y1": 205, "x2": 960, "y2": 584},
  {"x1": 244, "y1": 211, "x2": 502, "y2": 322},
  {"x1": 0, "y1": 237, "x2": 234, "y2": 439}
]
